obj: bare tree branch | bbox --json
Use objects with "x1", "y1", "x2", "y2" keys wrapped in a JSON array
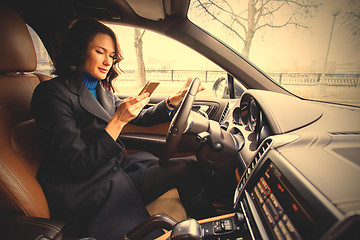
[
  {"x1": 256, "y1": 20, "x2": 310, "y2": 31},
  {"x1": 283, "y1": 0, "x2": 319, "y2": 10},
  {"x1": 192, "y1": 0, "x2": 320, "y2": 58},
  {"x1": 207, "y1": 0, "x2": 247, "y2": 32},
  {"x1": 139, "y1": 29, "x2": 146, "y2": 40},
  {"x1": 342, "y1": 0, "x2": 360, "y2": 47},
  {"x1": 194, "y1": 0, "x2": 246, "y2": 42}
]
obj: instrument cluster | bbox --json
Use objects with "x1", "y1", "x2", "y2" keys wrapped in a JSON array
[{"x1": 232, "y1": 96, "x2": 272, "y2": 146}]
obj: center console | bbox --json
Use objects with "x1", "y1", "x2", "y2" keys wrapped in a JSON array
[
  {"x1": 245, "y1": 161, "x2": 317, "y2": 240},
  {"x1": 155, "y1": 135, "x2": 357, "y2": 240},
  {"x1": 193, "y1": 141, "x2": 340, "y2": 240}
]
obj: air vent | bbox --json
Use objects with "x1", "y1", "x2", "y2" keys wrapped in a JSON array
[
  {"x1": 238, "y1": 138, "x2": 273, "y2": 193},
  {"x1": 219, "y1": 102, "x2": 230, "y2": 123}
]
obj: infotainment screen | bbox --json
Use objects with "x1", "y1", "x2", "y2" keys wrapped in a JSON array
[{"x1": 250, "y1": 161, "x2": 319, "y2": 240}]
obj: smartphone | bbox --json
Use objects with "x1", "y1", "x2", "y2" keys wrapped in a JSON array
[{"x1": 138, "y1": 81, "x2": 160, "y2": 96}]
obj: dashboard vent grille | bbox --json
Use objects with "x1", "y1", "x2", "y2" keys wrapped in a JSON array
[
  {"x1": 330, "y1": 131, "x2": 360, "y2": 135},
  {"x1": 238, "y1": 138, "x2": 273, "y2": 193},
  {"x1": 219, "y1": 102, "x2": 230, "y2": 123},
  {"x1": 253, "y1": 139, "x2": 272, "y2": 164}
]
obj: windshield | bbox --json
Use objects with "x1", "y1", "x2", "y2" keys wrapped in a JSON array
[{"x1": 188, "y1": 0, "x2": 360, "y2": 106}]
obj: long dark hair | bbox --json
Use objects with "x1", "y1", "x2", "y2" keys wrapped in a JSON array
[{"x1": 54, "y1": 18, "x2": 123, "y2": 92}]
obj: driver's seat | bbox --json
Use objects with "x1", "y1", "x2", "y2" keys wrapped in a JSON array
[
  {"x1": 0, "y1": 6, "x2": 67, "y2": 239},
  {"x1": 0, "y1": 6, "x2": 51, "y2": 219}
]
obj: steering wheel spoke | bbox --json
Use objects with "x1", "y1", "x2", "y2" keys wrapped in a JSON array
[{"x1": 159, "y1": 78, "x2": 201, "y2": 165}]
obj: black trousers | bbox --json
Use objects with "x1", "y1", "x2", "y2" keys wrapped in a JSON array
[{"x1": 139, "y1": 156, "x2": 217, "y2": 220}]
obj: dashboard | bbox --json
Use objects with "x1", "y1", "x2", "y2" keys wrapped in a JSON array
[{"x1": 215, "y1": 90, "x2": 360, "y2": 240}]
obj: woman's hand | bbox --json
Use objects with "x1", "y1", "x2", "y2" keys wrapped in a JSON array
[
  {"x1": 167, "y1": 77, "x2": 205, "y2": 109},
  {"x1": 106, "y1": 93, "x2": 150, "y2": 140}
]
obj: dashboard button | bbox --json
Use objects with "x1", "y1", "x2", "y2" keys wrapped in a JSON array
[
  {"x1": 254, "y1": 186, "x2": 264, "y2": 204},
  {"x1": 260, "y1": 177, "x2": 271, "y2": 195},
  {"x1": 262, "y1": 203, "x2": 275, "y2": 226},
  {"x1": 283, "y1": 215, "x2": 301, "y2": 240},
  {"x1": 270, "y1": 193, "x2": 284, "y2": 216},
  {"x1": 278, "y1": 220, "x2": 290, "y2": 238},
  {"x1": 273, "y1": 225, "x2": 285, "y2": 240},
  {"x1": 266, "y1": 198, "x2": 279, "y2": 221},
  {"x1": 213, "y1": 221, "x2": 222, "y2": 233},
  {"x1": 257, "y1": 182, "x2": 267, "y2": 199},
  {"x1": 224, "y1": 219, "x2": 233, "y2": 231}
]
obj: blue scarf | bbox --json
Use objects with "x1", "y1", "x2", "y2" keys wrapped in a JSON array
[{"x1": 82, "y1": 72, "x2": 100, "y2": 99}]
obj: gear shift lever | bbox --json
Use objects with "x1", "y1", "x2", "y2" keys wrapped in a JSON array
[
  {"x1": 121, "y1": 214, "x2": 177, "y2": 240},
  {"x1": 170, "y1": 218, "x2": 202, "y2": 240}
]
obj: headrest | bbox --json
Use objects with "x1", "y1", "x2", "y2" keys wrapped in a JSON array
[{"x1": 0, "y1": 7, "x2": 37, "y2": 73}]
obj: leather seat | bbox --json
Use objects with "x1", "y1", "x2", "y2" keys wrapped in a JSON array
[
  {"x1": 0, "y1": 5, "x2": 186, "y2": 231},
  {"x1": 0, "y1": 6, "x2": 51, "y2": 219}
]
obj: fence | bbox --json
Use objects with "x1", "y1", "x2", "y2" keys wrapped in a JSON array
[
  {"x1": 117, "y1": 70, "x2": 360, "y2": 87},
  {"x1": 118, "y1": 70, "x2": 227, "y2": 83},
  {"x1": 268, "y1": 73, "x2": 360, "y2": 87}
]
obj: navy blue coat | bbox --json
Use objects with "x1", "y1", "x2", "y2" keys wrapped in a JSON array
[{"x1": 31, "y1": 76, "x2": 171, "y2": 239}]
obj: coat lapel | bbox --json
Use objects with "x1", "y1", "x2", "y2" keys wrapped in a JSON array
[
  {"x1": 67, "y1": 77, "x2": 112, "y2": 122},
  {"x1": 97, "y1": 84, "x2": 116, "y2": 116}
]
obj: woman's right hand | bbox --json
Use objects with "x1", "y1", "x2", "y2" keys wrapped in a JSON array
[{"x1": 106, "y1": 93, "x2": 150, "y2": 140}]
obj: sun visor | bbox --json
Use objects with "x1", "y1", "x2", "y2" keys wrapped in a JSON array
[{"x1": 125, "y1": 0, "x2": 171, "y2": 20}]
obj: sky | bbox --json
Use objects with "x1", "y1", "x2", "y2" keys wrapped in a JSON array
[
  {"x1": 109, "y1": 0, "x2": 360, "y2": 74},
  {"x1": 247, "y1": 0, "x2": 360, "y2": 72}
]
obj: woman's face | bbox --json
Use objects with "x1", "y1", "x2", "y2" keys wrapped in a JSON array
[{"x1": 85, "y1": 33, "x2": 116, "y2": 80}]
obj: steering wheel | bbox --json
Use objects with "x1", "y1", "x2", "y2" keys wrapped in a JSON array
[{"x1": 159, "y1": 78, "x2": 201, "y2": 166}]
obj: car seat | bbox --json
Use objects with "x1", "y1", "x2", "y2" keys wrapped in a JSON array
[
  {"x1": 0, "y1": 6, "x2": 67, "y2": 239},
  {"x1": 0, "y1": 6, "x2": 52, "y2": 219}
]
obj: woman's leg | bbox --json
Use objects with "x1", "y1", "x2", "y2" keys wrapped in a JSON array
[{"x1": 140, "y1": 157, "x2": 217, "y2": 220}]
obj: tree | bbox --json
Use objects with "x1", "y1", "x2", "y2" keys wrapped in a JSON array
[
  {"x1": 134, "y1": 28, "x2": 146, "y2": 86},
  {"x1": 192, "y1": 0, "x2": 320, "y2": 59},
  {"x1": 343, "y1": 0, "x2": 360, "y2": 48}
]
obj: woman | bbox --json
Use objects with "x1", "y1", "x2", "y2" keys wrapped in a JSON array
[{"x1": 31, "y1": 18, "x2": 216, "y2": 239}]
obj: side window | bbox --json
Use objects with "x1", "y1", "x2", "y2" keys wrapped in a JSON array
[
  {"x1": 26, "y1": 25, "x2": 53, "y2": 76},
  {"x1": 109, "y1": 25, "x2": 228, "y2": 98}
]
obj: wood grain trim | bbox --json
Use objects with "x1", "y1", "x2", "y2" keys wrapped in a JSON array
[{"x1": 121, "y1": 122, "x2": 170, "y2": 135}]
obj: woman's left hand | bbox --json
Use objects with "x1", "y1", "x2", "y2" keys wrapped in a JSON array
[{"x1": 167, "y1": 77, "x2": 205, "y2": 108}]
